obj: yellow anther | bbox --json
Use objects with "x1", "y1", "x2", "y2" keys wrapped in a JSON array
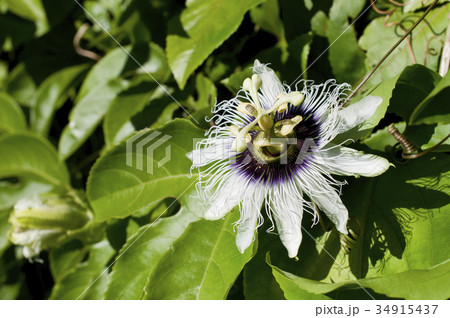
[
  {"x1": 275, "y1": 93, "x2": 288, "y2": 113},
  {"x1": 251, "y1": 74, "x2": 262, "y2": 90},
  {"x1": 243, "y1": 78, "x2": 252, "y2": 92},
  {"x1": 277, "y1": 115, "x2": 303, "y2": 136},
  {"x1": 242, "y1": 75, "x2": 264, "y2": 113},
  {"x1": 277, "y1": 103, "x2": 288, "y2": 113},
  {"x1": 266, "y1": 92, "x2": 305, "y2": 114},
  {"x1": 258, "y1": 114, "x2": 274, "y2": 131},
  {"x1": 237, "y1": 103, "x2": 258, "y2": 117}
]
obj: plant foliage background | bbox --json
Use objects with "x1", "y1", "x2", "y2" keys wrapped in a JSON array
[{"x1": 0, "y1": 0, "x2": 449, "y2": 300}]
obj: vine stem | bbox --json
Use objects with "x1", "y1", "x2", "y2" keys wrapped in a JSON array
[{"x1": 342, "y1": 0, "x2": 440, "y2": 106}]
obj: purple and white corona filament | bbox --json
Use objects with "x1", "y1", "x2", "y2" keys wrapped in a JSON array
[{"x1": 187, "y1": 60, "x2": 390, "y2": 258}]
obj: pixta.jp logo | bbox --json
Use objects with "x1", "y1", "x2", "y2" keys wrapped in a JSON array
[{"x1": 126, "y1": 131, "x2": 172, "y2": 174}]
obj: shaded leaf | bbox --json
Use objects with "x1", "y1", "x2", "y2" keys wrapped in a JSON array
[
  {"x1": 270, "y1": 257, "x2": 450, "y2": 300},
  {"x1": 49, "y1": 240, "x2": 89, "y2": 283},
  {"x1": 389, "y1": 65, "x2": 441, "y2": 123},
  {"x1": 3, "y1": 0, "x2": 48, "y2": 34},
  {"x1": 0, "y1": 209, "x2": 11, "y2": 255},
  {"x1": 50, "y1": 240, "x2": 114, "y2": 300},
  {"x1": 250, "y1": 0, "x2": 285, "y2": 42},
  {"x1": 58, "y1": 79, "x2": 127, "y2": 160},
  {"x1": 268, "y1": 255, "x2": 331, "y2": 300},
  {"x1": 31, "y1": 64, "x2": 90, "y2": 136},
  {"x1": 166, "y1": 0, "x2": 265, "y2": 89},
  {"x1": 410, "y1": 70, "x2": 450, "y2": 125}
]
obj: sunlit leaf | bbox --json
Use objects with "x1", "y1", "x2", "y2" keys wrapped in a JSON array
[
  {"x1": 87, "y1": 119, "x2": 204, "y2": 221},
  {"x1": 0, "y1": 92, "x2": 27, "y2": 133},
  {"x1": 359, "y1": 6, "x2": 448, "y2": 87},
  {"x1": 105, "y1": 206, "x2": 199, "y2": 299},
  {"x1": 0, "y1": 133, "x2": 70, "y2": 209},
  {"x1": 143, "y1": 209, "x2": 256, "y2": 300}
]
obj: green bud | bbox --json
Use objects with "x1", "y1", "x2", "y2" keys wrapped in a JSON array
[{"x1": 9, "y1": 193, "x2": 99, "y2": 258}]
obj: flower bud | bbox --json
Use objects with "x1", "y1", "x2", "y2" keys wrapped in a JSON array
[{"x1": 9, "y1": 193, "x2": 99, "y2": 258}]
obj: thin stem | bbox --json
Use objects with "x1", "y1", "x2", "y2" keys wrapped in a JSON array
[
  {"x1": 74, "y1": 23, "x2": 102, "y2": 61},
  {"x1": 343, "y1": 0, "x2": 440, "y2": 106}
]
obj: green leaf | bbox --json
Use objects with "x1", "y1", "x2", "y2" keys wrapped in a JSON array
[
  {"x1": 4, "y1": 63, "x2": 37, "y2": 107},
  {"x1": 87, "y1": 119, "x2": 204, "y2": 221},
  {"x1": 364, "y1": 122, "x2": 450, "y2": 153},
  {"x1": 143, "y1": 209, "x2": 256, "y2": 300},
  {"x1": 103, "y1": 81, "x2": 164, "y2": 148},
  {"x1": 268, "y1": 255, "x2": 331, "y2": 300},
  {"x1": 221, "y1": 67, "x2": 253, "y2": 94},
  {"x1": 0, "y1": 209, "x2": 11, "y2": 255},
  {"x1": 336, "y1": 65, "x2": 441, "y2": 144},
  {"x1": 326, "y1": 0, "x2": 366, "y2": 84},
  {"x1": 0, "y1": 92, "x2": 27, "y2": 133},
  {"x1": 250, "y1": 0, "x2": 285, "y2": 42},
  {"x1": 31, "y1": 64, "x2": 90, "y2": 136},
  {"x1": 0, "y1": 133, "x2": 70, "y2": 209},
  {"x1": 60, "y1": 43, "x2": 170, "y2": 159},
  {"x1": 3, "y1": 0, "x2": 48, "y2": 34},
  {"x1": 105, "y1": 206, "x2": 199, "y2": 299},
  {"x1": 388, "y1": 65, "x2": 441, "y2": 123},
  {"x1": 287, "y1": 34, "x2": 313, "y2": 80},
  {"x1": 78, "y1": 43, "x2": 168, "y2": 101},
  {"x1": 359, "y1": 6, "x2": 449, "y2": 87},
  {"x1": 77, "y1": 47, "x2": 129, "y2": 101},
  {"x1": 243, "y1": 223, "x2": 286, "y2": 300},
  {"x1": 166, "y1": 0, "x2": 265, "y2": 89},
  {"x1": 420, "y1": 123, "x2": 450, "y2": 151},
  {"x1": 50, "y1": 240, "x2": 115, "y2": 300},
  {"x1": 337, "y1": 150, "x2": 450, "y2": 296},
  {"x1": 193, "y1": 73, "x2": 217, "y2": 110},
  {"x1": 270, "y1": 258, "x2": 450, "y2": 300},
  {"x1": 410, "y1": 71, "x2": 450, "y2": 125},
  {"x1": 49, "y1": 240, "x2": 89, "y2": 283},
  {"x1": 58, "y1": 79, "x2": 127, "y2": 160},
  {"x1": 244, "y1": 217, "x2": 343, "y2": 299}
]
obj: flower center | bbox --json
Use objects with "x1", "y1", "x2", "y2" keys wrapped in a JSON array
[{"x1": 230, "y1": 75, "x2": 321, "y2": 183}]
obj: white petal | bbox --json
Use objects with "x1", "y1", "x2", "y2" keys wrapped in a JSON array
[
  {"x1": 187, "y1": 138, "x2": 231, "y2": 166},
  {"x1": 269, "y1": 182, "x2": 304, "y2": 258},
  {"x1": 316, "y1": 146, "x2": 390, "y2": 177},
  {"x1": 337, "y1": 96, "x2": 382, "y2": 134},
  {"x1": 204, "y1": 174, "x2": 248, "y2": 220},
  {"x1": 253, "y1": 59, "x2": 284, "y2": 106},
  {"x1": 310, "y1": 181, "x2": 348, "y2": 234},
  {"x1": 236, "y1": 186, "x2": 265, "y2": 253},
  {"x1": 273, "y1": 210, "x2": 303, "y2": 258}
]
